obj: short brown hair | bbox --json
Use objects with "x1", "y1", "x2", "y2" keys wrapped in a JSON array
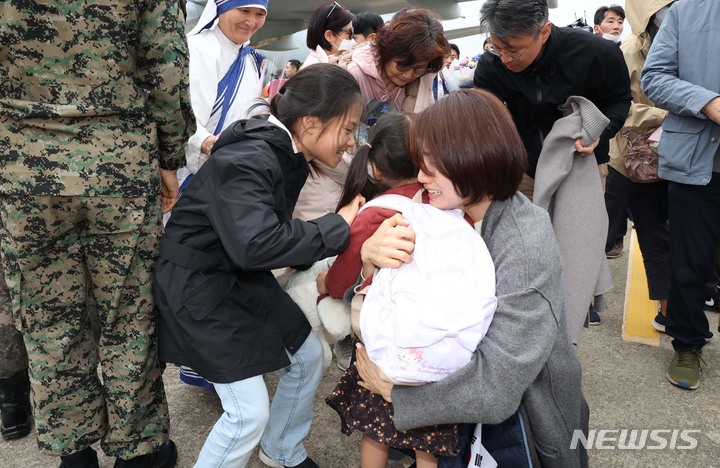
[
  {"x1": 374, "y1": 9, "x2": 450, "y2": 73},
  {"x1": 410, "y1": 89, "x2": 527, "y2": 202}
]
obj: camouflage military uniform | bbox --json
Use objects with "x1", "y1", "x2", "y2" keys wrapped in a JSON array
[
  {"x1": 0, "y1": 0, "x2": 194, "y2": 459},
  {"x1": 0, "y1": 255, "x2": 27, "y2": 381}
]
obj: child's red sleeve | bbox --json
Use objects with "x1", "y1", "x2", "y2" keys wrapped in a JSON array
[{"x1": 324, "y1": 210, "x2": 386, "y2": 299}]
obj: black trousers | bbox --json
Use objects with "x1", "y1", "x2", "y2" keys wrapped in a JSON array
[
  {"x1": 605, "y1": 167, "x2": 671, "y2": 299},
  {"x1": 667, "y1": 177, "x2": 720, "y2": 351},
  {"x1": 604, "y1": 167, "x2": 630, "y2": 251}
]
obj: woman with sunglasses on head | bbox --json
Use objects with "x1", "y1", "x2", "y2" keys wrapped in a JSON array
[
  {"x1": 302, "y1": 1, "x2": 355, "y2": 68},
  {"x1": 290, "y1": 1, "x2": 356, "y2": 223}
]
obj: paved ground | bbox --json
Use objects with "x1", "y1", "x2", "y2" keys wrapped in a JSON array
[{"x1": 2, "y1": 240, "x2": 719, "y2": 468}]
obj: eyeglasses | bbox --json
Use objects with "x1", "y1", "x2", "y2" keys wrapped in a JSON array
[
  {"x1": 487, "y1": 34, "x2": 540, "y2": 62},
  {"x1": 326, "y1": 1, "x2": 342, "y2": 18},
  {"x1": 394, "y1": 60, "x2": 435, "y2": 76}
]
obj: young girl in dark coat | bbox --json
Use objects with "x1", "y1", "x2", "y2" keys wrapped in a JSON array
[{"x1": 153, "y1": 64, "x2": 365, "y2": 468}]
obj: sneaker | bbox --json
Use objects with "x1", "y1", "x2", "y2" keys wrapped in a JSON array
[
  {"x1": 259, "y1": 448, "x2": 318, "y2": 468},
  {"x1": 258, "y1": 448, "x2": 283, "y2": 468},
  {"x1": 589, "y1": 307, "x2": 601, "y2": 326},
  {"x1": 606, "y1": 240, "x2": 624, "y2": 259},
  {"x1": 666, "y1": 350, "x2": 704, "y2": 390},
  {"x1": 652, "y1": 312, "x2": 666, "y2": 333},
  {"x1": 704, "y1": 295, "x2": 720, "y2": 313},
  {"x1": 289, "y1": 458, "x2": 319, "y2": 468},
  {"x1": 333, "y1": 335, "x2": 354, "y2": 371}
]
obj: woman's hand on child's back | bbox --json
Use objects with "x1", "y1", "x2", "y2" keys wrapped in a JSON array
[
  {"x1": 356, "y1": 343, "x2": 394, "y2": 402},
  {"x1": 360, "y1": 214, "x2": 415, "y2": 269},
  {"x1": 337, "y1": 195, "x2": 365, "y2": 227}
]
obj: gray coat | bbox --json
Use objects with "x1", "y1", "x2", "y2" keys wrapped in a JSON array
[
  {"x1": 392, "y1": 194, "x2": 588, "y2": 468},
  {"x1": 533, "y1": 96, "x2": 613, "y2": 344},
  {"x1": 640, "y1": 0, "x2": 720, "y2": 185}
]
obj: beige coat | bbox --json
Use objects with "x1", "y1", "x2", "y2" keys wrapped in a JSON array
[{"x1": 608, "y1": 0, "x2": 673, "y2": 177}]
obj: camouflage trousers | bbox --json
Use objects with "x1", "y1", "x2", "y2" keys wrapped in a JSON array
[
  {"x1": 0, "y1": 254, "x2": 28, "y2": 380},
  {"x1": 0, "y1": 195, "x2": 169, "y2": 458}
]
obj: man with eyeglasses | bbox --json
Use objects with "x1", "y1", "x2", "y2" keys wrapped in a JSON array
[
  {"x1": 474, "y1": 0, "x2": 630, "y2": 336},
  {"x1": 474, "y1": 0, "x2": 631, "y2": 199}
]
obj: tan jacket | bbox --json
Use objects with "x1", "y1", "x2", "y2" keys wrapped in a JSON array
[
  {"x1": 292, "y1": 156, "x2": 351, "y2": 221},
  {"x1": 608, "y1": 0, "x2": 673, "y2": 177}
]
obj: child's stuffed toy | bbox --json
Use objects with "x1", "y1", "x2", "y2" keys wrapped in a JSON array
[{"x1": 275, "y1": 258, "x2": 352, "y2": 368}]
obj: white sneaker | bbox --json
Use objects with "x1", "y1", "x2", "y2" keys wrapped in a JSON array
[
  {"x1": 258, "y1": 447, "x2": 283, "y2": 468},
  {"x1": 333, "y1": 336, "x2": 354, "y2": 371}
]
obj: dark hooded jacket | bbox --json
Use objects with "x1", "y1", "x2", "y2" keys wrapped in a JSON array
[
  {"x1": 474, "y1": 25, "x2": 632, "y2": 177},
  {"x1": 154, "y1": 117, "x2": 350, "y2": 383}
]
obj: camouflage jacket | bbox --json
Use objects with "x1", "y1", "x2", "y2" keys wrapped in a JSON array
[{"x1": 0, "y1": 0, "x2": 195, "y2": 197}]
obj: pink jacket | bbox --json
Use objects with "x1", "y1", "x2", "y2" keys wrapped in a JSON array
[{"x1": 344, "y1": 43, "x2": 436, "y2": 113}]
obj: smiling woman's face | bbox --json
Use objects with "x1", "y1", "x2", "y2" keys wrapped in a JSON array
[
  {"x1": 218, "y1": 7, "x2": 267, "y2": 44},
  {"x1": 417, "y1": 155, "x2": 465, "y2": 211}
]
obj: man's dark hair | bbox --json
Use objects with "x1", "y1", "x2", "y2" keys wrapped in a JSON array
[
  {"x1": 352, "y1": 12, "x2": 384, "y2": 37},
  {"x1": 287, "y1": 59, "x2": 301, "y2": 69},
  {"x1": 480, "y1": 0, "x2": 548, "y2": 40},
  {"x1": 593, "y1": 5, "x2": 625, "y2": 26},
  {"x1": 450, "y1": 43, "x2": 460, "y2": 57}
]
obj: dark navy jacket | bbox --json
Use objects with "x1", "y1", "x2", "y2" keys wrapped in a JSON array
[
  {"x1": 154, "y1": 117, "x2": 350, "y2": 383},
  {"x1": 474, "y1": 25, "x2": 631, "y2": 177}
]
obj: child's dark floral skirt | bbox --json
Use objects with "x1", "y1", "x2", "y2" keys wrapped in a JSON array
[{"x1": 325, "y1": 353, "x2": 460, "y2": 457}]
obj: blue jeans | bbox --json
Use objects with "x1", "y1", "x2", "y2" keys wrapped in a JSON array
[{"x1": 195, "y1": 333, "x2": 324, "y2": 467}]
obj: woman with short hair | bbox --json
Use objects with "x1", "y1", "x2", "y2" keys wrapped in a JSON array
[
  {"x1": 302, "y1": 1, "x2": 355, "y2": 68},
  {"x1": 356, "y1": 89, "x2": 589, "y2": 467}
]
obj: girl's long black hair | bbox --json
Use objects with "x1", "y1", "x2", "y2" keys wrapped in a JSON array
[{"x1": 336, "y1": 112, "x2": 417, "y2": 211}]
